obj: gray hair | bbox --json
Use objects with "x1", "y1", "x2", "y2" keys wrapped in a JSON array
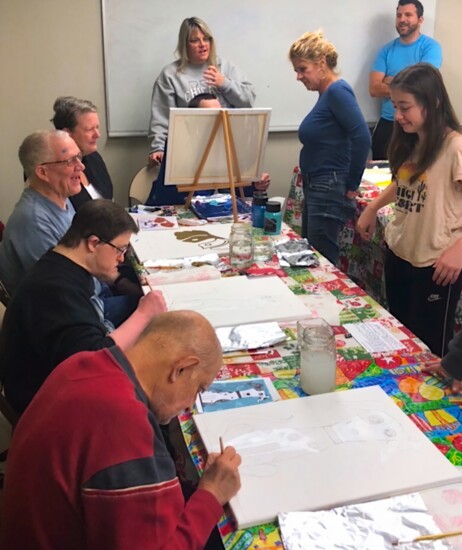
[
  {"x1": 18, "y1": 130, "x2": 70, "y2": 178},
  {"x1": 176, "y1": 17, "x2": 217, "y2": 72},
  {"x1": 51, "y1": 96, "x2": 98, "y2": 131}
]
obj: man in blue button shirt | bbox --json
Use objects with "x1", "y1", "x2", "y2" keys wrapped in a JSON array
[{"x1": 369, "y1": 0, "x2": 442, "y2": 160}]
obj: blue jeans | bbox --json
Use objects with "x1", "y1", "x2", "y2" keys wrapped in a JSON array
[
  {"x1": 99, "y1": 282, "x2": 139, "y2": 328},
  {"x1": 302, "y1": 172, "x2": 356, "y2": 265}
]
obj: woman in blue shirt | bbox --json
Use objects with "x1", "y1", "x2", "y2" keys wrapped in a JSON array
[{"x1": 289, "y1": 31, "x2": 371, "y2": 264}]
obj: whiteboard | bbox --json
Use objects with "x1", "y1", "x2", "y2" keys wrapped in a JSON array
[
  {"x1": 194, "y1": 386, "x2": 461, "y2": 529},
  {"x1": 101, "y1": 0, "x2": 437, "y2": 136}
]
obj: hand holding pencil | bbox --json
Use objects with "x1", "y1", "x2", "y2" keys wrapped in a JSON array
[
  {"x1": 136, "y1": 289, "x2": 167, "y2": 316},
  {"x1": 199, "y1": 441, "x2": 242, "y2": 505}
]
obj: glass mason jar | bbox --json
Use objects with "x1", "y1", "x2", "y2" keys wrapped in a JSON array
[
  {"x1": 252, "y1": 233, "x2": 274, "y2": 262},
  {"x1": 298, "y1": 318, "x2": 336, "y2": 395},
  {"x1": 229, "y1": 223, "x2": 254, "y2": 269}
]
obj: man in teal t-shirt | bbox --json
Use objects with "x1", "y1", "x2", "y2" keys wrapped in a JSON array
[{"x1": 369, "y1": 0, "x2": 442, "y2": 159}]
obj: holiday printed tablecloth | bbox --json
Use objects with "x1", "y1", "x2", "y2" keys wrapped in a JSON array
[
  {"x1": 283, "y1": 168, "x2": 462, "y2": 330},
  {"x1": 282, "y1": 165, "x2": 392, "y2": 306},
  {"x1": 338, "y1": 180, "x2": 394, "y2": 309},
  {"x1": 178, "y1": 255, "x2": 462, "y2": 550},
  {"x1": 130, "y1": 199, "x2": 462, "y2": 547}
]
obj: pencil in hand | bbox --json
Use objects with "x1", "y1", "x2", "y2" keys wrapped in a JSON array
[{"x1": 143, "y1": 273, "x2": 153, "y2": 292}]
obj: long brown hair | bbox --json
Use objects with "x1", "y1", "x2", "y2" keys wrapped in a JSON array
[{"x1": 388, "y1": 63, "x2": 461, "y2": 183}]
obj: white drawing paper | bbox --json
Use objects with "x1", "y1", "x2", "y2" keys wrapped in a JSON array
[
  {"x1": 130, "y1": 222, "x2": 233, "y2": 263},
  {"x1": 344, "y1": 322, "x2": 406, "y2": 353},
  {"x1": 153, "y1": 276, "x2": 311, "y2": 328}
]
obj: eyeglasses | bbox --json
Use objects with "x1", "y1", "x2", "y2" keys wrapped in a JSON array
[
  {"x1": 97, "y1": 237, "x2": 129, "y2": 257},
  {"x1": 40, "y1": 153, "x2": 83, "y2": 167}
]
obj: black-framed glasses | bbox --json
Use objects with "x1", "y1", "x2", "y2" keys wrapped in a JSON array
[
  {"x1": 97, "y1": 237, "x2": 129, "y2": 257},
  {"x1": 40, "y1": 153, "x2": 83, "y2": 167}
]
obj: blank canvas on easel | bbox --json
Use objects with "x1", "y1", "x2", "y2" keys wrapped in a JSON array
[
  {"x1": 194, "y1": 386, "x2": 461, "y2": 529},
  {"x1": 164, "y1": 108, "x2": 271, "y2": 186}
]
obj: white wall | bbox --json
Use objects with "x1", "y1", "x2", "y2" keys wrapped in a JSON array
[
  {"x1": 435, "y1": 0, "x2": 462, "y2": 117},
  {"x1": 0, "y1": 0, "x2": 460, "y2": 223}
]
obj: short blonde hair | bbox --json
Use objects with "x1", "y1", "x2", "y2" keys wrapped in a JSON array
[
  {"x1": 289, "y1": 30, "x2": 338, "y2": 71},
  {"x1": 176, "y1": 17, "x2": 217, "y2": 72}
]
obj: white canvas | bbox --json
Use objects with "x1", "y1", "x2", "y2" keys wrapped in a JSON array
[
  {"x1": 153, "y1": 276, "x2": 311, "y2": 328},
  {"x1": 164, "y1": 108, "x2": 271, "y2": 186},
  {"x1": 130, "y1": 223, "x2": 233, "y2": 263},
  {"x1": 194, "y1": 386, "x2": 461, "y2": 530}
]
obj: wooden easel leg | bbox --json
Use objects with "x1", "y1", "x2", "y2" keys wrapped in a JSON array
[
  {"x1": 222, "y1": 111, "x2": 239, "y2": 222},
  {"x1": 184, "y1": 190, "x2": 194, "y2": 209}
]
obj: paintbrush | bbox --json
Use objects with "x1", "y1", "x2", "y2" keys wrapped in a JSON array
[
  {"x1": 144, "y1": 276, "x2": 154, "y2": 293},
  {"x1": 392, "y1": 529, "x2": 462, "y2": 545}
]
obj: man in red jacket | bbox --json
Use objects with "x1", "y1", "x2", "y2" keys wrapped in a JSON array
[{"x1": 1, "y1": 310, "x2": 241, "y2": 550}]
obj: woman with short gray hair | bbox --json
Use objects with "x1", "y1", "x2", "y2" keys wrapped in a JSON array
[{"x1": 51, "y1": 96, "x2": 113, "y2": 211}]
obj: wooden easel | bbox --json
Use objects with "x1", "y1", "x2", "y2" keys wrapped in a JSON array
[{"x1": 181, "y1": 110, "x2": 251, "y2": 222}]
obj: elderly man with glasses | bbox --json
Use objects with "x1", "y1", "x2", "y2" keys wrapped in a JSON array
[
  {"x1": 0, "y1": 130, "x2": 83, "y2": 294},
  {"x1": 0, "y1": 130, "x2": 140, "y2": 328},
  {"x1": 0, "y1": 199, "x2": 167, "y2": 415}
]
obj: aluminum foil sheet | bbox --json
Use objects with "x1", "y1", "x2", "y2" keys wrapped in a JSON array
[{"x1": 279, "y1": 493, "x2": 451, "y2": 550}]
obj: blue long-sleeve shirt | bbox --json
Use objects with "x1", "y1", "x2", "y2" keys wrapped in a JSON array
[{"x1": 298, "y1": 79, "x2": 371, "y2": 192}]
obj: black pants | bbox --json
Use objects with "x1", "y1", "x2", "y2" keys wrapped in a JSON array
[
  {"x1": 384, "y1": 248, "x2": 462, "y2": 357},
  {"x1": 371, "y1": 118, "x2": 394, "y2": 160}
]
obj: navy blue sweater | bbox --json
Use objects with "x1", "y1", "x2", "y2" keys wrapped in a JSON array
[{"x1": 298, "y1": 79, "x2": 371, "y2": 191}]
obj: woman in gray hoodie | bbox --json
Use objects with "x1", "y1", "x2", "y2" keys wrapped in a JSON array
[{"x1": 148, "y1": 16, "x2": 256, "y2": 165}]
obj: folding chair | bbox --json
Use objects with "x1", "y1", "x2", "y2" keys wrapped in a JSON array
[{"x1": 128, "y1": 165, "x2": 159, "y2": 207}]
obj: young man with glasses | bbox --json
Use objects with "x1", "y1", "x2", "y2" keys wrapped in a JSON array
[{"x1": 0, "y1": 199, "x2": 167, "y2": 415}]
